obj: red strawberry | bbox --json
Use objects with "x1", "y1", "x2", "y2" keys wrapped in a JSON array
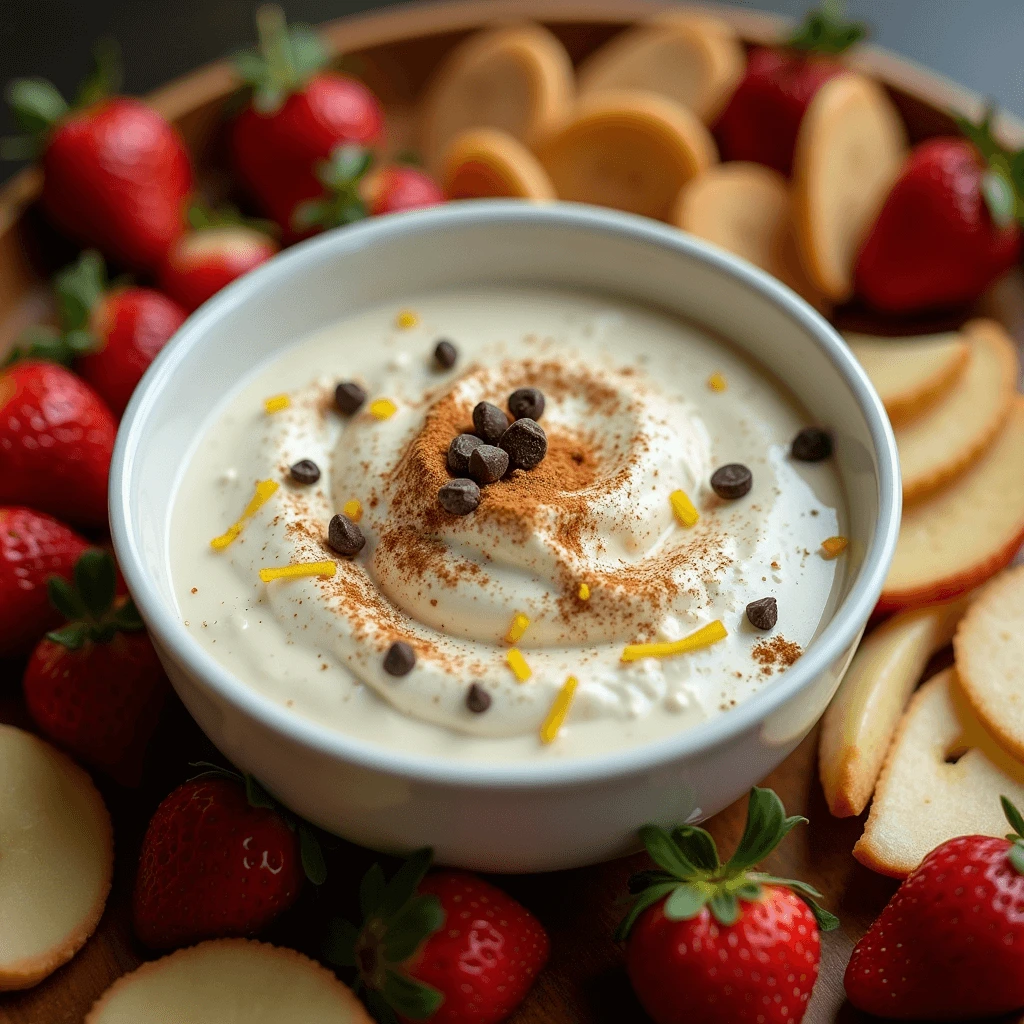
[
  {"x1": 5, "y1": 44, "x2": 192, "y2": 271},
  {"x1": 133, "y1": 767, "x2": 323, "y2": 949},
  {"x1": 845, "y1": 795, "x2": 1024, "y2": 1020},
  {"x1": 0, "y1": 506, "x2": 88, "y2": 657},
  {"x1": 230, "y1": 7, "x2": 384, "y2": 241},
  {"x1": 14, "y1": 251, "x2": 188, "y2": 416},
  {"x1": 856, "y1": 115, "x2": 1023, "y2": 313},
  {"x1": 292, "y1": 146, "x2": 444, "y2": 235},
  {"x1": 325, "y1": 850, "x2": 549, "y2": 1024},
  {"x1": 618, "y1": 788, "x2": 838, "y2": 1024},
  {"x1": 159, "y1": 207, "x2": 279, "y2": 312},
  {"x1": 0, "y1": 360, "x2": 115, "y2": 528},
  {"x1": 714, "y1": 5, "x2": 866, "y2": 174},
  {"x1": 22, "y1": 548, "x2": 167, "y2": 784}
]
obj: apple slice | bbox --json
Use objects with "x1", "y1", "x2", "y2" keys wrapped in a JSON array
[
  {"x1": 0, "y1": 724, "x2": 113, "y2": 990},
  {"x1": 440, "y1": 128, "x2": 556, "y2": 200},
  {"x1": 419, "y1": 25, "x2": 574, "y2": 170},
  {"x1": 853, "y1": 668, "x2": 1024, "y2": 878},
  {"x1": 672, "y1": 161, "x2": 825, "y2": 308},
  {"x1": 845, "y1": 329, "x2": 970, "y2": 427},
  {"x1": 534, "y1": 89, "x2": 717, "y2": 221},
  {"x1": 955, "y1": 564, "x2": 1024, "y2": 764},
  {"x1": 819, "y1": 595, "x2": 970, "y2": 818},
  {"x1": 576, "y1": 12, "x2": 744, "y2": 123},
  {"x1": 894, "y1": 319, "x2": 1017, "y2": 501},
  {"x1": 86, "y1": 939, "x2": 371, "y2": 1023},
  {"x1": 792, "y1": 73, "x2": 908, "y2": 302},
  {"x1": 878, "y1": 397, "x2": 1024, "y2": 613}
]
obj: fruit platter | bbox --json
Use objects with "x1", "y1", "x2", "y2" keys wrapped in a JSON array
[{"x1": 3, "y1": 2, "x2": 1024, "y2": 1022}]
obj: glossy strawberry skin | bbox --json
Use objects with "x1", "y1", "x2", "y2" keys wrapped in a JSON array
[
  {"x1": 23, "y1": 628, "x2": 167, "y2": 785},
  {"x1": 627, "y1": 886, "x2": 820, "y2": 1024},
  {"x1": 405, "y1": 871, "x2": 549, "y2": 1024},
  {"x1": 231, "y1": 72, "x2": 384, "y2": 239},
  {"x1": 159, "y1": 226, "x2": 279, "y2": 312},
  {"x1": 0, "y1": 507, "x2": 88, "y2": 657},
  {"x1": 367, "y1": 166, "x2": 445, "y2": 216},
  {"x1": 714, "y1": 47, "x2": 843, "y2": 175},
  {"x1": 41, "y1": 97, "x2": 192, "y2": 272},
  {"x1": 75, "y1": 287, "x2": 188, "y2": 416},
  {"x1": 845, "y1": 834, "x2": 1024, "y2": 1020},
  {"x1": 856, "y1": 138, "x2": 1022, "y2": 313},
  {"x1": 0, "y1": 361, "x2": 116, "y2": 528},
  {"x1": 132, "y1": 777, "x2": 303, "y2": 949}
]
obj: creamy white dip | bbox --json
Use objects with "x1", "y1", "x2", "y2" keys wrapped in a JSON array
[{"x1": 171, "y1": 286, "x2": 846, "y2": 761}]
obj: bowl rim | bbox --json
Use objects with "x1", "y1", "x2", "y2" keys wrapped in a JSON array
[{"x1": 110, "y1": 199, "x2": 901, "y2": 789}]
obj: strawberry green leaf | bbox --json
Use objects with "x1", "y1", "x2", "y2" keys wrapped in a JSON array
[
  {"x1": 244, "y1": 773, "x2": 278, "y2": 811},
  {"x1": 75, "y1": 39, "x2": 122, "y2": 108},
  {"x1": 753, "y1": 874, "x2": 839, "y2": 932},
  {"x1": 6, "y1": 78, "x2": 68, "y2": 139},
  {"x1": 324, "y1": 917, "x2": 359, "y2": 968},
  {"x1": 378, "y1": 847, "x2": 433, "y2": 918},
  {"x1": 708, "y1": 892, "x2": 740, "y2": 926},
  {"x1": 382, "y1": 893, "x2": 444, "y2": 963},
  {"x1": 382, "y1": 970, "x2": 444, "y2": 1021},
  {"x1": 732, "y1": 881, "x2": 763, "y2": 902},
  {"x1": 111, "y1": 600, "x2": 144, "y2": 633},
  {"x1": 627, "y1": 868, "x2": 677, "y2": 894},
  {"x1": 982, "y1": 170, "x2": 1016, "y2": 229},
  {"x1": 1002, "y1": 795, "x2": 1024, "y2": 839},
  {"x1": 725, "y1": 787, "x2": 807, "y2": 874},
  {"x1": 298, "y1": 822, "x2": 327, "y2": 885},
  {"x1": 47, "y1": 574, "x2": 88, "y2": 623},
  {"x1": 74, "y1": 548, "x2": 116, "y2": 621},
  {"x1": 1009, "y1": 844, "x2": 1024, "y2": 876},
  {"x1": 670, "y1": 824, "x2": 720, "y2": 873},
  {"x1": 664, "y1": 880, "x2": 714, "y2": 921},
  {"x1": 614, "y1": 880, "x2": 677, "y2": 942},
  {"x1": 291, "y1": 199, "x2": 334, "y2": 231},
  {"x1": 56, "y1": 251, "x2": 106, "y2": 332},
  {"x1": 187, "y1": 761, "x2": 244, "y2": 784},
  {"x1": 365, "y1": 988, "x2": 401, "y2": 1024},
  {"x1": 5, "y1": 326, "x2": 69, "y2": 367},
  {"x1": 46, "y1": 622, "x2": 90, "y2": 650},
  {"x1": 640, "y1": 824, "x2": 702, "y2": 878},
  {"x1": 360, "y1": 862, "x2": 387, "y2": 919},
  {"x1": 789, "y1": 0, "x2": 867, "y2": 54},
  {"x1": 319, "y1": 145, "x2": 373, "y2": 188}
]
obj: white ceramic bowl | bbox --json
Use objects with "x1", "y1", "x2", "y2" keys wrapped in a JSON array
[{"x1": 110, "y1": 201, "x2": 900, "y2": 872}]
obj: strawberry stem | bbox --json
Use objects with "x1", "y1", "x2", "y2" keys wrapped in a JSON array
[
  {"x1": 788, "y1": 0, "x2": 867, "y2": 55},
  {"x1": 956, "y1": 106, "x2": 1024, "y2": 229},
  {"x1": 616, "y1": 787, "x2": 839, "y2": 941}
]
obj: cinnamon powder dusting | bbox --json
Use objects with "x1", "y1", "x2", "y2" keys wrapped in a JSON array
[{"x1": 751, "y1": 635, "x2": 802, "y2": 676}]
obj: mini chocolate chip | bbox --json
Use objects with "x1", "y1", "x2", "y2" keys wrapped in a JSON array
[
  {"x1": 383, "y1": 641, "x2": 416, "y2": 677},
  {"x1": 334, "y1": 381, "x2": 366, "y2": 415},
  {"x1": 434, "y1": 339, "x2": 458, "y2": 369},
  {"x1": 466, "y1": 683, "x2": 491, "y2": 713},
  {"x1": 508, "y1": 387, "x2": 545, "y2": 421},
  {"x1": 468, "y1": 444, "x2": 509, "y2": 485},
  {"x1": 447, "y1": 433, "x2": 483, "y2": 475},
  {"x1": 327, "y1": 513, "x2": 365, "y2": 555},
  {"x1": 499, "y1": 418, "x2": 547, "y2": 470},
  {"x1": 473, "y1": 401, "x2": 510, "y2": 444},
  {"x1": 710, "y1": 464, "x2": 753, "y2": 500},
  {"x1": 289, "y1": 459, "x2": 320, "y2": 485},
  {"x1": 746, "y1": 597, "x2": 778, "y2": 631},
  {"x1": 438, "y1": 478, "x2": 480, "y2": 516},
  {"x1": 791, "y1": 427, "x2": 833, "y2": 462}
]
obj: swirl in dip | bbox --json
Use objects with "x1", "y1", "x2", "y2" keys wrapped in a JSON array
[{"x1": 172, "y1": 286, "x2": 846, "y2": 761}]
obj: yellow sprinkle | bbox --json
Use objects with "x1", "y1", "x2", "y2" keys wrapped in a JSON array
[
  {"x1": 670, "y1": 489, "x2": 700, "y2": 527},
  {"x1": 396, "y1": 309, "x2": 419, "y2": 329},
  {"x1": 506, "y1": 649, "x2": 532, "y2": 682},
  {"x1": 259, "y1": 560, "x2": 336, "y2": 583},
  {"x1": 621, "y1": 620, "x2": 727, "y2": 663},
  {"x1": 343, "y1": 499, "x2": 363, "y2": 522},
  {"x1": 707, "y1": 372, "x2": 727, "y2": 392},
  {"x1": 264, "y1": 393, "x2": 290, "y2": 413},
  {"x1": 210, "y1": 479, "x2": 279, "y2": 550},
  {"x1": 370, "y1": 398, "x2": 397, "y2": 420},
  {"x1": 505, "y1": 612, "x2": 530, "y2": 644},
  {"x1": 540, "y1": 676, "x2": 578, "y2": 744},
  {"x1": 577, "y1": 583, "x2": 590, "y2": 601},
  {"x1": 821, "y1": 536, "x2": 849, "y2": 559}
]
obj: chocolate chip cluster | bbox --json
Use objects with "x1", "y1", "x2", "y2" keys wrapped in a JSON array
[{"x1": 439, "y1": 388, "x2": 548, "y2": 515}]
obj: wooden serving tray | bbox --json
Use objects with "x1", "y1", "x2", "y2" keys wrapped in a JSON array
[{"x1": 2, "y1": 3, "x2": 1024, "y2": 1022}]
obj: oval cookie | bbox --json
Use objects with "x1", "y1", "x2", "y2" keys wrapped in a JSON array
[
  {"x1": 441, "y1": 127, "x2": 556, "y2": 200},
  {"x1": 419, "y1": 24, "x2": 574, "y2": 170},
  {"x1": 535, "y1": 89, "x2": 717, "y2": 221}
]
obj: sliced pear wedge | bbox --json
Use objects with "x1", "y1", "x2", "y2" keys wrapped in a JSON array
[{"x1": 820, "y1": 595, "x2": 970, "y2": 818}]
